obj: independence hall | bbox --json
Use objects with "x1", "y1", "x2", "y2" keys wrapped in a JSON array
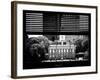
[{"x1": 23, "y1": 10, "x2": 90, "y2": 68}]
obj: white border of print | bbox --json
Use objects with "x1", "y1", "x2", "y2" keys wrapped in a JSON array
[{"x1": 17, "y1": 3, "x2": 96, "y2": 77}]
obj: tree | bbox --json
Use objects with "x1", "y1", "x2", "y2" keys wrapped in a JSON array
[
  {"x1": 29, "y1": 43, "x2": 46, "y2": 62},
  {"x1": 38, "y1": 36, "x2": 50, "y2": 48},
  {"x1": 74, "y1": 39, "x2": 83, "y2": 53},
  {"x1": 24, "y1": 37, "x2": 40, "y2": 68},
  {"x1": 81, "y1": 38, "x2": 89, "y2": 52},
  {"x1": 75, "y1": 37, "x2": 89, "y2": 53},
  {"x1": 25, "y1": 36, "x2": 50, "y2": 62},
  {"x1": 25, "y1": 37, "x2": 39, "y2": 52},
  {"x1": 38, "y1": 36, "x2": 50, "y2": 54}
]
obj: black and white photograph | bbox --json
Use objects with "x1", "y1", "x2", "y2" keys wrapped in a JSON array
[
  {"x1": 23, "y1": 11, "x2": 91, "y2": 69},
  {"x1": 11, "y1": 1, "x2": 97, "y2": 78}
]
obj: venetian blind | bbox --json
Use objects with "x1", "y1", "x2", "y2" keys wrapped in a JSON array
[
  {"x1": 25, "y1": 12, "x2": 43, "y2": 32},
  {"x1": 43, "y1": 13, "x2": 58, "y2": 32},
  {"x1": 25, "y1": 12, "x2": 89, "y2": 33},
  {"x1": 60, "y1": 14, "x2": 89, "y2": 32}
]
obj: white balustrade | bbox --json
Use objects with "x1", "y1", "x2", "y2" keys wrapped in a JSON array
[{"x1": 48, "y1": 45, "x2": 76, "y2": 60}]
